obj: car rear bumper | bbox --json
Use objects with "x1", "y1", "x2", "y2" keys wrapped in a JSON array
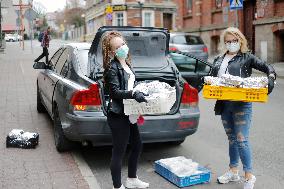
[{"x1": 62, "y1": 109, "x2": 200, "y2": 146}]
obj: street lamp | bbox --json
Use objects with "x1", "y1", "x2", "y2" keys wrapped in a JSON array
[
  {"x1": 137, "y1": 0, "x2": 145, "y2": 26},
  {"x1": 81, "y1": 13, "x2": 86, "y2": 42}
]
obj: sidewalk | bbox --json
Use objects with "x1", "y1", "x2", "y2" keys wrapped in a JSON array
[{"x1": 0, "y1": 41, "x2": 89, "y2": 189}]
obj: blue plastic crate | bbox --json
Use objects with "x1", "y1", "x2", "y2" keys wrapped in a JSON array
[{"x1": 155, "y1": 161, "x2": 211, "y2": 188}]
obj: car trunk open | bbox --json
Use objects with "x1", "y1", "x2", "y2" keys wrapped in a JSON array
[{"x1": 89, "y1": 26, "x2": 182, "y2": 115}]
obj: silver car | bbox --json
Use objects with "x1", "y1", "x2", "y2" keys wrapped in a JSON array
[
  {"x1": 169, "y1": 33, "x2": 208, "y2": 61},
  {"x1": 33, "y1": 26, "x2": 208, "y2": 152}
]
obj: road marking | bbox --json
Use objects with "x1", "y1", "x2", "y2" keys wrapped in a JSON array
[
  {"x1": 20, "y1": 61, "x2": 25, "y2": 74},
  {"x1": 72, "y1": 151, "x2": 101, "y2": 189}
]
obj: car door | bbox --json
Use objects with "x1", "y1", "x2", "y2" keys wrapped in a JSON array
[
  {"x1": 169, "y1": 52, "x2": 212, "y2": 92},
  {"x1": 45, "y1": 47, "x2": 70, "y2": 114},
  {"x1": 40, "y1": 48, "x2": 64, "y2": 113}
]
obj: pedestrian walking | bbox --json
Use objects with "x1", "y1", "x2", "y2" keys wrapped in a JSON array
[
  {"x1": 210, "y1": 27, "x2": 276, "y2": 189},
  {"x1": 102, "y1": 31, "x2": 150, "y2": 189},
  {"x1": 34, "y1": 26, "x2": 51, "y2": 64}
]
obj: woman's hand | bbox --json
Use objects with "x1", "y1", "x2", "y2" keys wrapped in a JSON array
[
  {"x1": 268, "y1": 76, "x2": 275, "y2": 94},
  {"x1": 133, "y1": 91, "x2": 148, "y2": 103}
]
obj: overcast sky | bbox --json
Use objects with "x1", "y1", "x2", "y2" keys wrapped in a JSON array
[{"x1": 34, "y1": 0, "x2": 67, "y2": 12}]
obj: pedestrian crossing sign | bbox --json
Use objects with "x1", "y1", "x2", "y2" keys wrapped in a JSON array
[{"x1": 230, "y1": 0, "x2": 243, "y2": 10}]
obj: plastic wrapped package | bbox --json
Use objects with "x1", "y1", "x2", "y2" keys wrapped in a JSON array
[
  {"x1": 204, "y1": 74, "x2": 268, "y2": 89},
  {"x1": 6, "y1": 129, "x2": 39, "y2": 149},
  {"x1": 157, "y1": 156, "x2": 200, "y2": 177},
  {"x1": 123, "y1": 81, "x2": 176, "y2": 115}
]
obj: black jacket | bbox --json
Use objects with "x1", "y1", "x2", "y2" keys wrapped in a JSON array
[
  {"x1": 104, "y1": 59, "x2": 135, "y2": 115},
  {"x1": 210, "y1": 52, "x2": 276, "y2": 78},
  {"x1": 210, "y1": 52, "x2": 276, "y2": 115}
]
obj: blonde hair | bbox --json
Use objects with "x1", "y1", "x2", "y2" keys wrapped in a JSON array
[
  {"x1": 220, "y1": 27, "x2": 249, "y2": 54},
  {"x1": 102, "y1": 31, "x2": 131, "y2": 71}
]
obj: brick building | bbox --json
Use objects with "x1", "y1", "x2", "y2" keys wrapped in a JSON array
[
  {"x1": 176, "y1": 0, "x2": 284, "y2": 63},
  {"x1": 85, "y1": 0, "x2": 177, "y2": 41},
  {"x1": 254, "y1": 0, "x2": 284, "y2": 63}
]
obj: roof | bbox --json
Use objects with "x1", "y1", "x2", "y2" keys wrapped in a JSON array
[
  {"x1": 2, "y1": 24, "x2": 24, "y2": 32},
  {"x1": 65, "y1": 43, "x2": 91, "y2": 50}
]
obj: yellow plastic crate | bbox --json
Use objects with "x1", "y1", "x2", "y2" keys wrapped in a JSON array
[{"x1": 203, "y1": 85, "x2": 268, "y2": 103}]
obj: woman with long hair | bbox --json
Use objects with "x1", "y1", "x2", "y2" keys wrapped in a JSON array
[
  {"x1": 210, "y1": 27, "x2": 276, "y2": 189},
  {"x1": 102, "y1": 31, "x2": 149, "y2": 189}
]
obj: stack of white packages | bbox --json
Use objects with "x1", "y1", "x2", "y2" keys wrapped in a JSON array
[
  {"x1": 123, "y1": 81, "x2": 176, "y2": 115},
  {"x1": 158, "y1": 156, "x2": 201, "y2": 177},
  {"x1": 204, "y1": 74, "x2": 268, "y2": 88}
]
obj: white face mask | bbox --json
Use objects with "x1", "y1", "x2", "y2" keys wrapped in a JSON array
[{"x1": 226, "y1": 42, "x2": 241, "y2": 53}]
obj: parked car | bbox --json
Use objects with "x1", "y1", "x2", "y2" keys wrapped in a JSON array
[
  {"x1": 5, "y1": 34, "x2": 17, "y2": 42},
  {"x1": 169, "y1": 33, "x2": 208, "y2": 61},
  {"x1": 33, "y1": 26, "x2": 210, "y2": 152},
  {"x1": 15, "y1": 34, "x2": 23, "y2": 41},
  {"x1": 169, "y1": 52, "x2": 212, "y2": 92}
]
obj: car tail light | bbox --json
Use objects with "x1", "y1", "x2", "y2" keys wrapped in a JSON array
[
  {"x1": 178, "y1": 120, "x2": 197, "y2": 129},
  {"x1": 169, "y1": 46, "x2": 178, "y2": 52},
  {"x1": 180, "y1": 82, "x2": 198, "y2": 108},
  {"x1": 203, "y1": 47, "x2": 208, "y2": 53},
  {"x1": 70, "y1": 83, "x2": 102, "y2": 111}
]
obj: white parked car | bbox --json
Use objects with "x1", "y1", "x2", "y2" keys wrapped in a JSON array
[
  {"x1": 5, "y1": 34, "x2": 17, "y2": 42},
  {"x1": 15, "y1": 34, "x2": 23, "y2": 41}
]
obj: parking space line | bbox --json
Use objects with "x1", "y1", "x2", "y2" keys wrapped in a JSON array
[{"x1": 72, "y1": 151, "x2": 101, "y2": 189}]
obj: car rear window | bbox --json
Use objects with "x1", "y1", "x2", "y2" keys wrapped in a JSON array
[
  {"x1": 172, "y1": 35, "x2": 204, "y2": 45},
  {"x1": 77, "y1": 49, "x2": 89, "y2": 76}
]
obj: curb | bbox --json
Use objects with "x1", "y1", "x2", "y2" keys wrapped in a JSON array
[{"x1": 72, "y1": 151, "x2": 102, "y2": 189}]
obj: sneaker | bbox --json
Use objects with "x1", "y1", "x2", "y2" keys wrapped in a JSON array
[
  {"x1": 113, "y1": 184, "x2": 125, "y2": 189},
  {"x1": 217, "y1": 170, "x2": 240, "y2": 184},
  {"x1": 244, "y1": 175, "x2": 256, "y2": 189},
  {"x1": 125, "y1": 177, "x2": 149, "y2": 188}
]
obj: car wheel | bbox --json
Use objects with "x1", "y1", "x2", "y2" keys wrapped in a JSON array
[
  {"x1": 53, "y1": 106, "x2": 75, "y2": 152},
  {"x1": 169, "y1": 139, "x2": 185, "y2": 145},
  {"x1": 37, "y1": 85, "x2": 47, "y2": 113}
]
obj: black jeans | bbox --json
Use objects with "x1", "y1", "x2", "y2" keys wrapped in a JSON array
[
  {"x1": 35, "y1": 47, "x2": 49, "y2": 63},
  {"x1": 107, "y1": 112, "x2": 143, "y2": 188}
]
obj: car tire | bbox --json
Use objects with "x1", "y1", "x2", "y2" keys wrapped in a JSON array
[
  {"x1": 37, "y1": 85, "x2": 47, "y2": 113},
  {"x1": 169, "y1": 139, "x2": 185, "y2": 145},
  {"x1": 53, "y1": 106, "x2": 75, "y2": 152}
]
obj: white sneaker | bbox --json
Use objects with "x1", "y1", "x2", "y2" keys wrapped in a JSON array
[
  {"x1": 244, "y1": 175, "x2": 256, "y2": 189},
  {"x1": 113, "y1": 184, "x2": 125, "y2": 189},
  {"x1": 125, "y1": 177, "x2": 149, "y2": 188},
  {"x1": 217, "y1": 170, "x2": 240, "y2": 184}
]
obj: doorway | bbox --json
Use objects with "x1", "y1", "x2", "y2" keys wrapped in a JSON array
[
  {"x1": 243, "y1": 0, "x2": 256, "y2": 53},
  {"x1": 163, "y1": 13, "x2": 173, "y2": 31},
  {"x1": 275, "y1": 31, "x2": 284, "y2": 61},
  {"x1": 211, "y1": 36, "x2": 220, "y2": 55}
]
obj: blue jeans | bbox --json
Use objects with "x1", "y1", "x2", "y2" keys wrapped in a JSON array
[{"x1": 221, "y1": 101, "x2": 253, "y2": 173}]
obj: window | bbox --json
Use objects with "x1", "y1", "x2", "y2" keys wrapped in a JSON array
[
  {"x1": 186, "y1": 0, "x2": 192, "y2": 11},
  {"x1": 172, "y1": 35, "x2": 204, "y2": 45},
  {"x1": 55, "y1": 48, "x2": 69, "y2": 75},
  {"x1": 215, "y1": 0, "x2": 222, "y2": 8},
  {"x1": 115, "y1": 12, "x2": 124, "y2": 26},
  {"x1": 143, "y1": 11, "x2": 154, "y2": 27},
  {"x1": 49, "y1": 48, "x2": 64, "y2": 68}
]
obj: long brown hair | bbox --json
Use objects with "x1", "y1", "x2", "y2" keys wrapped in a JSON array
[{"x1": 102, "y1": 31, "x2": 131, "y2": 71}]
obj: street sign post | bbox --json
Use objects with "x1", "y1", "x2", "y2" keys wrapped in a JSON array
[
  {"x1": 230, "y1": 0, "x2": 243, "y2": 28},
  {"x1": 230, "y1": 0, "x2": 243, "y2": 10}
]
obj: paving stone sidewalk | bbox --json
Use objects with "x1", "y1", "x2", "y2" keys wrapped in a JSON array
[{"x1": 0, "y1": 42, "x2": 89, "y2": 189}]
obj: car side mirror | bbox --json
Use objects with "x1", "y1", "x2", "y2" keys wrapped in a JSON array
[{"x1": 33, "y1": 61, "x2": 47, "y2": 69}]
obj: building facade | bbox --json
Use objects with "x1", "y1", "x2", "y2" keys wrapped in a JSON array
[
  {"x1": 176, "y1": 0, "x2": 284, "y2": 63},
  {"x1": 254, "y1": 0, "x2": 284, "y2": 63},
  {"x1": 85, "y1": 0, "x2": 177, "y2": 41}
]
